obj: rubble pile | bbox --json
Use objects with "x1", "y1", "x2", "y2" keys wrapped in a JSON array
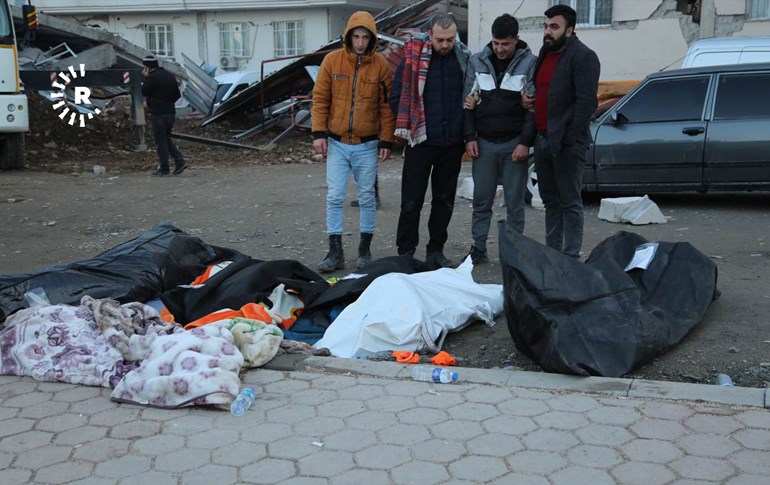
[{"x1": 23, "y1": 92, "x2": 318, "y2": 174}]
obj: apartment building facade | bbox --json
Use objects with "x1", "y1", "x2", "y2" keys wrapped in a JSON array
[
  {"x1": 30, "y1": 0, "x2": 407, "y2": 75},
  {"x1": 468, "y1": 0, "x2": 770, "y2": 80}
]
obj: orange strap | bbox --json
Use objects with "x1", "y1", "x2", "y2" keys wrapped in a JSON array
[
  {"x1": 430, "y1": 351, "x2": 456, "y2": 366},
  {"x1": 392, "y1": 351, "x2": 420, "y2": 364}
]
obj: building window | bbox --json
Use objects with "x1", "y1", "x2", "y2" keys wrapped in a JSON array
[
  {"x1": 273, "y1": 20, "x2": 304, "y2": 57},
  {"x1": 220, "y1": 22, "x2": 250, "y2": 57},
  {"x1": 145, "y1": 24, "x2": 174, "y2": 57},
  {"x1": 551, "y1": 0, "x2": 612, "y2": 27},
  {"x1": 747, "y1": 0, "x2": 770, "y2": 19}
]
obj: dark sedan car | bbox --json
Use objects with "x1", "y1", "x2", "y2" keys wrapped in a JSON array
[{"x1": 527, "y1": 63, "x2": 770, "y2": 199}]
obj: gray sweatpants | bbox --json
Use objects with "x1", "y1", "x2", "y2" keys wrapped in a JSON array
[{"x1": 471, "y1": 137, "x2": 527, "y2": 253}]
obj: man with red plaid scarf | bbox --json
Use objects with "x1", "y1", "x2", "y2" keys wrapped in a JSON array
[{"x1": 390, "y1": 13, "x2": 470, "y2": 269}]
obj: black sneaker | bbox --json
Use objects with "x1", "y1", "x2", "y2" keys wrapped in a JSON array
[
  {"x1": 468, "y1": 246, "x2": 489, "y2": 265},
  {"x1": 152, "y1": 170, "x2": 170, "y2": 177},
  {"x1": 426, "y1": 251, "x2": 453, "y2": 269},
  {"x1": 173, "y1": 163, "x2": 188, "y2": 175}
]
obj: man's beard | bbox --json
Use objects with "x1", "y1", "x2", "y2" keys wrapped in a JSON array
[{"x1": 544, "y1": 32, "x2": 568, "y2": 52}]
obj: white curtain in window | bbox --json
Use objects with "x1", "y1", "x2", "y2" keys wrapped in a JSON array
[
  {"x1": 274, "y1": 20, "x2": 304, "y2": 57},
  {"x1": 551, "y1": 0, "x2": 612, "y2": 26},
  {"x1": 145, "y1": 25, "x2": 173, "y2": 57},
  {"x1": 748, "y1": 0, "x2": 770, "y2": 19},
  {"x1": 220, "y1": 23, "x2": 249, "y2": 57}
]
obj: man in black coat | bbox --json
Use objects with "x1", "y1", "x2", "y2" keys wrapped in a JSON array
[
  {"x1": 390, "y1": 14, "x2": 471, "y2": 269},
  {"x1": 141, "y1": 54, "x2": 187, "y2": 177},
  {"x1": 513, "y1": 5, "x2": 600, "y2": 259}
]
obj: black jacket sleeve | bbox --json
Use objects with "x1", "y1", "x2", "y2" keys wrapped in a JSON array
[
  {"x1": 463, "y1": 110, "x2": 477, "y2": 143},
  {"x1": 141, "y1": 75, "x2": 154, "y2": 97},
  {"x1": 389, "y1": 58, "x2": 404, "y2": 115},
  {"x1": 519, "y1": 109, "x2": 537, "y2": 147},
  {"x1": 564, "y1": 49, "x2": 600, "y2": 145}
]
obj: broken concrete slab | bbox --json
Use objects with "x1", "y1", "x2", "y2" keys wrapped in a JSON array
[
  {"x1": 457, "y1": 177, "x2": 474, "y2": 200},
  {"x1": 456, "y1": 176, "x2": 505, "y2": 207},
  {"x1": 621, "y1": 195, "x2": 668, "y2": 225},
  {"x1": 10, "y1": 4, "x2": 186, "y2": 80},
  {"x1": 48, "y1": 44, "x2": 117, "y2": 72},
  {"x1": 598, "y1": 196, "x2": 644, "y2": 223}
]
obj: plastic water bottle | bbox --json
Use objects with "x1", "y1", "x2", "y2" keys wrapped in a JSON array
[
  {"x1": 411, "y1": 366, "x2": 458, "y2": 384},
  {"x1": 230, "y1": 387, "x2": 257, "y2": 416},
  {"x1": 716, "y1": 374, "x2": 733, "y2": 387}
]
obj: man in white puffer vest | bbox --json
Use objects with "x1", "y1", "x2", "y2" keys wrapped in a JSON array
[{"x1": 462, "y1": 14, "x2": 536, "y2": 265}]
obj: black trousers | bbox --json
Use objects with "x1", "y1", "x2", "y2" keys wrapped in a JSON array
[
  {"x1": 151, "y1": 113, "x2": 185, "y2": 172},
  {"x1": 396, "y1": 143, "x2": 464, "y2": 254}
]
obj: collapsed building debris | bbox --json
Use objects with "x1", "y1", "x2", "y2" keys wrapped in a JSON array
[
  {"x1": 10, "y1": 3, "x2": 189, "y2": 152},
  {"x1": 201, "y1": 0, "x2": 448, "y2": 143},
  {"x1": 9, "y1": 0, "x2": 467, "y2": 163}
]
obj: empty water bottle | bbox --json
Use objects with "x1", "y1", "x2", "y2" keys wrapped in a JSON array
[
  {"x1": 411, "y1": 366, "x2": 458, "y2": 384},
  {"x1": 717, "y1": 374, "x2": 733, "y2": 387},
  {"x1": 230, "y1": 387, "x2": 257, "y2": 416}
]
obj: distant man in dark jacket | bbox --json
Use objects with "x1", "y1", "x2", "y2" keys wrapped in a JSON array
[
  {"x1": 513, "y1": 4, "x2": 600, "y2": 259},
  {"x1": 390, "y1": 13, "x2": 471, "y2": 269},
  {"x1": 462, "y1": 14, "x2": 536, "y2": 265},
  {"x1": 141, "y1": 54, "x2": 187, "y2": 176}
]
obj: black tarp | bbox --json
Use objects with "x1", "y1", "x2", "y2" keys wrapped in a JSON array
[
  {"x1": 0, "y1": 221, "x2": 247, "y2": 322},
  {"x1": 303, "y1": 255, "x2": 426, "y2": 312},
  {"x1": 0, "y1": 220, "x2": 430, "y2": 329},
  {"x1": 161, "y1": 255, "x2": 427, "y2": 327},
  {"x1": 159, "y1": 258, "x2": 326, "y2": 326},
  {"x1": 499, "y1": 226, "x2": 719, "y2": 377}
]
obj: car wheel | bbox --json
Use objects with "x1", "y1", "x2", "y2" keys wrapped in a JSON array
[{"x1": 525, "y1": 157, "x2": 537, "y2": 205}]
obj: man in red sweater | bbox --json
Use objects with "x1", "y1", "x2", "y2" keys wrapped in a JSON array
[{"x1": 513, "y1": 5, "x2": 600, "y2": 259}]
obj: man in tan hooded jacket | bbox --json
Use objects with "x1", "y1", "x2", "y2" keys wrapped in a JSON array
[{"x1": 311, "y1": 11, "x2": 395, "y2": 273}]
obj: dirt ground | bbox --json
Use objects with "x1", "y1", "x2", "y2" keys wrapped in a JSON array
[{"x1": 2, "y1": 99, "x2": 770, "y2": 389}]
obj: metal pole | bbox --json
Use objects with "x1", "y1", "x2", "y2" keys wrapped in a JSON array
[
  {"x1": 129, "y1": 70, "x2": 147, "y2": 151},
  {"x1": 259, "y1": 49, "x2": 335, "y2": 133},
  {"x1": 699, "y1": 0, "x2": 716, "y2": 39}
]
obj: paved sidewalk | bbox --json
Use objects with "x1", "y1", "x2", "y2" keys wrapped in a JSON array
[{"x1": 1, "y1": 357, "x2": 769, "y2": 485}]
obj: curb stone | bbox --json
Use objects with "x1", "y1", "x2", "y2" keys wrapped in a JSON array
[{"x1": 265, "y1": 354, "x2": 769, "y2": 408}]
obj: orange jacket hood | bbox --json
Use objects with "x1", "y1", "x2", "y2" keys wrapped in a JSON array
[{"x1": 343, "y1": 11, "x2": 378, "y2": 56}]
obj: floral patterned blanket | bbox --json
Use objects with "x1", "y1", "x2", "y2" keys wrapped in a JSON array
[
  {"x1": 1, "y1": 299, "x2": 284, "y2": 409},
  {"x1": 110, "y1": 319, "x2": 283, "y2": 408},
  {"x1": 0, "y1": 296, "x2": 169, "y2": 388}
]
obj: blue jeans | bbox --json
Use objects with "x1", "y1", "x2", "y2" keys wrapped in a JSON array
[{"x1": 326, "y1": 138, "x2": 378, "y2": 235}]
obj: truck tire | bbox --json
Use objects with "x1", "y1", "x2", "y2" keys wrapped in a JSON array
[{"x1": 0, "y1": 133, "x2": 25, "y2": 170}]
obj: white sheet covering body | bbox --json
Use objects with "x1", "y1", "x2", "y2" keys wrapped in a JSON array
[{"x1": 314, "y1": 258, "x2": 504, "y2": 358}]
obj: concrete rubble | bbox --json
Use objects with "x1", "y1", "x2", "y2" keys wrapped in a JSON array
[{"x1": 599, "y1": 195, "x2": 667, "y2": 225}]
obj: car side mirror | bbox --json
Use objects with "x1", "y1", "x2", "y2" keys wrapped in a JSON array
[{"x1": 611, "y1": 111, "x2": 629, "y2": 125}]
